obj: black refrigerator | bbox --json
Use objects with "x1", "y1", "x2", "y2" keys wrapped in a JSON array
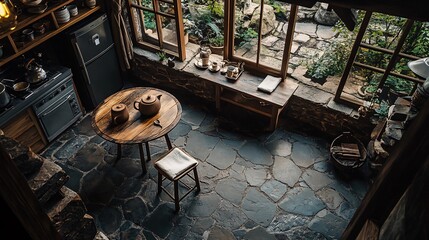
[{"x1": 65, "y1": 13, "x2": 123, "y2": 111}]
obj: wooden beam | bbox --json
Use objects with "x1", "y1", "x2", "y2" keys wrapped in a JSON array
[
  {"x1": 279, "y1": 0, "x2": 429, "y2": 22},
  {"x1": 331, "y1": 6, "x2": 357, "y2": 31}
]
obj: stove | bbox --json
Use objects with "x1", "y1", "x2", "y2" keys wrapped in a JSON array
[
  {"x1": 0, "y1": 65, "x2": 82, "y2": 142},
  {"x1": 0, "y1": 69, "x2": 61, "y2": 101}
]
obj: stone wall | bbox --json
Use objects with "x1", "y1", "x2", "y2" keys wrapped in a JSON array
[
  {"x1": 131, "y1": 48, "x2": 373, "y2": 141},
  {"x1": 0, "y1": 136, "x2": 100, "y2": 240}
]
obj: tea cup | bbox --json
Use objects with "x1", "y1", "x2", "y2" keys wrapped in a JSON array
[
  {"x1": 111, "y1": 103, "x2": 129, "y2": 125},
  {"x1": 22, "y1": 28, "x2": 34, "y2": 42}
]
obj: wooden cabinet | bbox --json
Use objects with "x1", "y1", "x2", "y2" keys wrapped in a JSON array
[
  {"x1": 0, "y1": 0, "x2": 100, "y2": 67},
  {"x1": 1, "y1": 108, "x2": 47, "y2": 153}
]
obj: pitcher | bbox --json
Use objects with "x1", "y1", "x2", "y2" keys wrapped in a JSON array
[{"x1": 200, "y1": 46, "x2": 211, "y2": 66}]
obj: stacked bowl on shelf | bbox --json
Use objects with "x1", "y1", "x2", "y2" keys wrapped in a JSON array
[{"x1": 54, "y1": 6, "x2": 70, "y2": 24}]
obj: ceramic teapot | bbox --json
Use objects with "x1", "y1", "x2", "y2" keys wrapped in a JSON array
[{"x1": 134, "y1": 94, "x2": 162, "y2": 117}]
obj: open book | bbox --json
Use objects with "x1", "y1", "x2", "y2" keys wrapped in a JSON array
[{"x1": 257, "y1": 75, "x2": 282, "y2": 93}]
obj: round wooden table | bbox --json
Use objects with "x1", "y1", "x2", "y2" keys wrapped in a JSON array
[{"x1": 92, "y1": 87, "x2": 182, "y2": 175}]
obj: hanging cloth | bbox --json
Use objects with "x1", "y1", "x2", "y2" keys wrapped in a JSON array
[{"x1": 111, "y1": 0, "x2": 133, "y2": 71}]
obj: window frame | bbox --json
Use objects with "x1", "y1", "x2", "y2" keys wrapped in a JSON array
[
  {"x1": 224, "y1": 1, "x2": 299, "y2": 80},
  {"x1": 127, "y1": 0, "x2": 186, "y2": 60},
  {"x1": 334, "y1": 11, "x2": 424, "y2": 108}
]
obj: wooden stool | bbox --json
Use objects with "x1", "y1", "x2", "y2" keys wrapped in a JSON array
[{"x1": 154, "y1": 148, "x2": 201, "y2": 212}]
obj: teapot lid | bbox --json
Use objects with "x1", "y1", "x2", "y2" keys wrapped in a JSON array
[{"x1": 142, "y1": 94, "x2": 156, "y2": 104}]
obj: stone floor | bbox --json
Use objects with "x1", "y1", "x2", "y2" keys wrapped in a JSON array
[{"x1": 41, "y1": 83, "x2": 371, "y2": 240}]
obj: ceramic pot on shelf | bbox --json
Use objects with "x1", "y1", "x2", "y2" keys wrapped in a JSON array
[{"x1": 85, "y1": 0, "x2": 96, "y2": 8}]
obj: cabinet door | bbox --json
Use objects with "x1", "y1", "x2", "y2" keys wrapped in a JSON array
[{"x1": 1, "y1": 109, "x2": 47, "y2": 153}]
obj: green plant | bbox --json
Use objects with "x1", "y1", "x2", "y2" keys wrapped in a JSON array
[
  {"x1": 209, "y1": 35, "x2": 224, "y2": 47},
  {"x1": 142, "y1": 0, "x2": 156, "y2": 30},
  {"x1": 156, "y1": 51, "x2": 167, "y2": 62},
  {"x1": 235, "y1": 27, "x2": 258, "y2": 47},
  {"x1": 271, "y1": 1, "x2": 287, "y2": 21},
  {"x1": 374, "y1": 100, "x2": 390, "y2": 119},
  {"x1": 305, "y1": 40, "x2": 350, "y2": 80},
  {"x1": 207, "y1": 0, "x2": 223, "y2": 18}
]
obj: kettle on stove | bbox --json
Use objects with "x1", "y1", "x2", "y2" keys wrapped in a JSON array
[{"x1": 25, "y1": 58, "x2": 46, "y2": 84}]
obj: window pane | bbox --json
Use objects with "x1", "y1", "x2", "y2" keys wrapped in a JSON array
[
  {"x1": 141, "y1": 0, "x2": 153, "y2": 10},
  {"x1": 234, "y1": 1, "x2": 259, "y2": 62},
  {"x1": 183, "y1": 0, "x2": 224, "y2": 46},
  {"x1": 259, "y1": 0, "x2": 286, "y2": 70},
  {"x1": 161, "y1": 17, "x2": 178, "y2": 52},
  {"x1": 158, "y1": 1, "x2": 174, "y2": 15},
  {"x1": 142, "y1": 10, "x2": 159, "y2": 44}
]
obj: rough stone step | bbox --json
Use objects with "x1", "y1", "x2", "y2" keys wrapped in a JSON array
[
  {"x1": 94, "y1": 231, "x2": 110, "y2": 240},
  {"x1": 0, "y1": 136, "x2": 43, "y2": 177},
  {"x1": 45, "y1": 186, "x2": 88, "y2": 238},
  {"x1": 27, "y1": 158, "x2": 69, "y2": 206},
  {"x1": 63, "y1": 214, "x2": 97, "y2": 240}
]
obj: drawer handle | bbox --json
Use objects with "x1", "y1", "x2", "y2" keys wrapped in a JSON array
[{"x1": 41, "y1": 94, "x2": 72, "y2": 117}]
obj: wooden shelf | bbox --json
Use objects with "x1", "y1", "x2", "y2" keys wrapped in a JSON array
[{"x1": 0, "y1": 2, "x2": 101, "y2": 67}]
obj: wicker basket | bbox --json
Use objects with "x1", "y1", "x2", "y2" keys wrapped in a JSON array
[{"x1": 330, "y1": 132, "x2": 367, "y2": 174}]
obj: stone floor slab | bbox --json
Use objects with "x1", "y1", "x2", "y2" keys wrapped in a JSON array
[
  {"x1": 267, "y1": 214, "x2": 310, "y2": 233},
  {"x1": 212, "y1": 201, "x2": 248, "y2": 230},
  {"x1": 187, "y1": 192, "x2": 221, "y2": 217},
  {"x1": 215, "y1": 178, "x2": 247, "y2": 205},
  {"x1": 206, "y1": 140, "x2": 236, "y2": 170},
  {"x1": 279, "y1": 187, "x2": 325, "y2": 216},
  {"x1": 316, "y1": 187, "x2": 343, "y2": 209},
  {"x1": 273, "y1": 156, "x2": 302, "y2": 187},
  {"x1": 243, "y1": 226, "x2": 277, "y2": 240},
  {"x1": 291, "y1": 142, "x2": 321, "y2": 168},
  {"x1": 238, "y1": 140, "x2": 273, "y2": 166},
  {"x1": 206, "y1": 226, "x2": 236, "y2": 240},
  {"x1": 265, "y1": 139, "x2": 292, "y2": 157},
  {"x1": 142, "y1": 204, "x2": 175, "y2": 238},
  {"x1": 302, "y1": 169, "x2": 333, "y2": 191},
  {"x1": 185, "y1": 131, "x2": 220, "y2": 161},
  {"x1": 308, "y1": 209, "x2": 348, "y2": 239},
  {"x1": 245, "y1": 168, "x2": 267, "y2": 186},
  {"x1": 242, "y1": 188, "x2": 276, "y2": 227},
  {"x1": 261, "y1": 179, "x2": 287, "y2": 202}
]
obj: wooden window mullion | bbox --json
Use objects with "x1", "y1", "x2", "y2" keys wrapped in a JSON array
[
  {"x1": 377, "y1": 19, "x2": 414, "y2": 89},
  {"x1": 334, "y1": 11, "x2": 372, "y2": 103},
  {"x1": 255, "y1": 0, "x2": 264, "y2": 66},
  {"x1": 173, "y1": 0, "x2": 185, "y2": 60},
  {"x1": 126, "y1": 0, "x2": 141, "y2": 44},
  {"x1": 153, "y1": 0, "x2": 164, "y2": 49},
  {"x1": 280, "y1": 4, "x2": 298, "y2": 80}
]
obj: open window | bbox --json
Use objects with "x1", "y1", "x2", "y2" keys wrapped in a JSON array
[
  {"x1": 128, "y1": 0, "x2": 186, "y2": 60},
  {"x1": 224, "y1": 1, "x2": 298, "y2": 79}
]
